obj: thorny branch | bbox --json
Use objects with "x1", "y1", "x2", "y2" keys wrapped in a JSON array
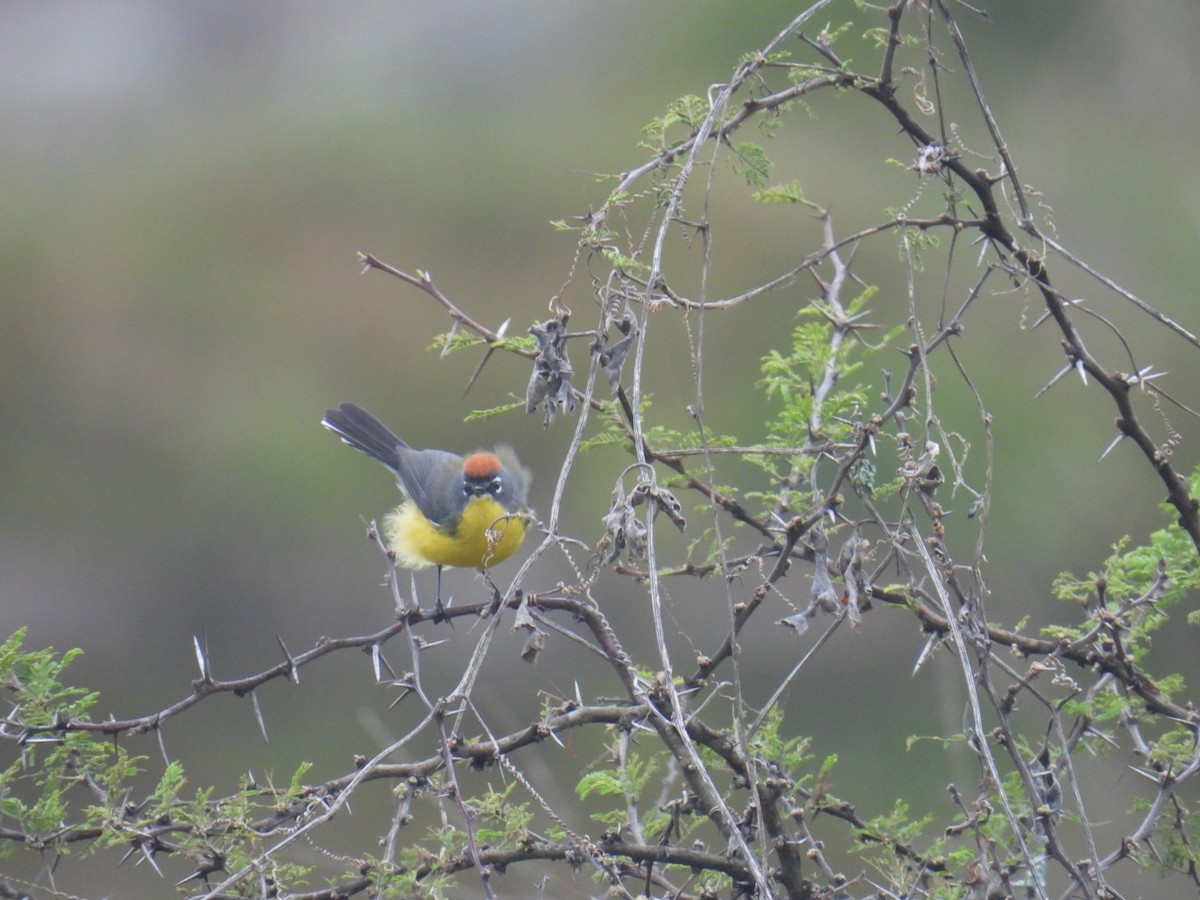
[{"x1": 5, "y1": 3, "x2": 1200, "y2": 899}]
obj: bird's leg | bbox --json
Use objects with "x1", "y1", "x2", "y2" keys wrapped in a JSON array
[{"x1": 432, "y1": 565, "x2": 452, "y2": 626}]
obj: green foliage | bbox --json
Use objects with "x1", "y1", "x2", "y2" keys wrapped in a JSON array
[
  {"x1": 1050, "y1": 465, "x2": 1200, "y2": 706},
  {"x1": 579, "y1": 393, "x2": 739, "y2": 461},
  {"x1": 0, "y1": 630, "x2": 124, "y2": 855},
  {"x1": 561, "y1": 277, "x2": 894, "y2": 547},
  {"x1": 642, "y1": 70, "x2": 797, "y2": 176},
  {"x1": 1148, "y1": 725, "x2": 1198, "y2": 772},
  {"x1": 1, "y1": 628, "x2": 95, "y2": 725},
  {"x1": 639, "y1": 94, "x2": 710, "y2": 152},
  {"x1": 1061, "y1": 687, "x2": 1128, "y2": 723},
  {"x1": 863, "y1": 23, "x2": 920, "y2": 51},
  {"x1": 890, "y1": 225, "x2": 941, "y2": 271},
  {"x1": 848, "y1": 455, "x2": 876, "y2": 495},
  {"x1": 850, "y1": 799, "x2": 940, "y2": 887},
  {"x1": 759, "y1": 290, "x2": 881, "y2": 423},
  {"x1": 578, "y1": 420, "x2": 629, "y2": 453},
  {"x1": 146, "y1": 759, "x2": 188, "y2": 819},
  {"x1": 731, "y1": 141, "x2": 772, "y2": 186},
  {"x1": 746, "y1": 290, "x2": 890, "y2": 515},
  {"x1": 431, "y1": 330, "x2": 534, "y2": 360},
  {"x1": 752, "y1": 179, "x2": 806, "y2": 204},
  {"x1": 472, "y1": 783, "x2": 535, "y2": 848},
  {"x1": 0, "y1": 630, "x2": 328, "y2": 888},
  {"x1": 428, "y1": 330, "x2": 485, "y2": 355},
  {"x1": 817, "y1": 20, "x2": 855, "y2": 46},
  {"x1": 602, "y1": 245, "x2": 650, "y2": 275},
  {"x1": 905, "y1": 732, "x2": 965, "y2": 751},
  {"x1": 1153, "y1": 796, "x2": 1200, "y2": 879},
  {"x1": 863, "y1": 26, "x2": 891, "y2": 50},
  {"x1": 749, "y1": 709, "x2": 813, "y2": 776},
  {"x1": 577, "y1": 746, "x2": 658, "y2": 811},
  {"x1": 463, "y1": 400, "x2": 525, "y2": 422},
  {"x1": 738, "y1": 49, "x2": 793, "y2": 67}
]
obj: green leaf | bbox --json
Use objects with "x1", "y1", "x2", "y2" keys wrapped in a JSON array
[
  {"x1": 731, "y1": 142, "x2": 772, "y2": 186},
  {"x1": 640, "y1": 94, "x2": 709, "y2": 150},
  {"x1": 464, "y1": 401, "x2": 524, "y2": 422},
  {"x1": 752, "y1": 180, "x2": 805, "y2": 204}
]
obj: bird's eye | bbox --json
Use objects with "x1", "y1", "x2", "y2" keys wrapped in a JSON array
[{"x1": 490, "y1": 477, "x2": 503, "y2": 495}]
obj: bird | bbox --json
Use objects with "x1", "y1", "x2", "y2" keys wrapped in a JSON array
[{"x1": 322, "y1": 402, "x2": 530, "y2": 615}]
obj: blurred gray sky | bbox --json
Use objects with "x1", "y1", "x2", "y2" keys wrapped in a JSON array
[{"x1": 3, "y1": 3, "x2": 1199, "y2": 897}]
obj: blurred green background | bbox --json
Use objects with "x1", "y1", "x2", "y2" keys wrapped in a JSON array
[{"x1": 3, "y1": 2, "x2": 1200, "y2": 896}]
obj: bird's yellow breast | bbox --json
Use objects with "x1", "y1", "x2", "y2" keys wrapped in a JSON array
[{"x1": 383, "y1": 497, "x2": 527, "y2": 570}]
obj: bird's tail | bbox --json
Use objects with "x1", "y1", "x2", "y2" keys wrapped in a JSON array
[{"x1": 321, "y1": 402, "x2": 409, "y2": 473}]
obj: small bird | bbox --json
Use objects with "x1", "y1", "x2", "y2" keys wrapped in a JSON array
[{"x1": 322, "y1": 403, "x2": 531, "y2": 610}]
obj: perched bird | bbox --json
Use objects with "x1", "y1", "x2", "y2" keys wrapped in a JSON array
[{"x1": 322, "y1": 403, "x2": 530, "y2": 610}]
